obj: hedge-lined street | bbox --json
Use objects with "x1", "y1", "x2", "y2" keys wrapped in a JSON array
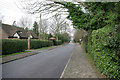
[
  {"x1": 2, "y1": 39, "x2": 62, "y2": 55},
  {"x1": 1, "y1": 45, "x2": 61, "y2": 64},
  {"x1": 1, "y1": 1, "x2": 120, "y2": 79}
]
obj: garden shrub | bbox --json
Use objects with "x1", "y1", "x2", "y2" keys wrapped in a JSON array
[
  {"x1": 2, "y1": 39, "x2": 27, "y2": 55},
  {"x1": 0, "y1": 39, "x2": 2, "y2": 56},
  {"x1": 54, "y1": 40, "x2": 62, "y2": 46},
  {"x1": 2, "y1": 39, "x2": 53, "y2": 54},
  {"x1": 86, "y1": 25, "x2": 120, "y2": 79},
  {"x1": 30, "y1": 39, "x2": 53, "y2": 49}
]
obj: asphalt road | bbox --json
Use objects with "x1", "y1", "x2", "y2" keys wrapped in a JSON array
[{"x1": 2, "y1": 43, "x2": 76, "y2": 78}]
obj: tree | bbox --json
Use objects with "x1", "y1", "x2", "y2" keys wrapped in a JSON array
[
  {"x1": 21, "y1": 1, "x2": 119, "y2": 31},
  {"x1": 12, "y1": 21, "x2": 17, "y2": 26},
  {"x1": 58, "y1": 33, "x2": 71, "y2": 43},
  {"x1": 0, "y1": 13, "x2": 4, "y2": 23},
  {"x1": 33, "y1": 21, "x2": 39, "y2": 36},
  {"x1": 49, "y1": 13, "x2": 69, "y2": 40},
  {"x1": 40, "y1": 19, "x2": 48, "y2": 40},
  {"x1": 17, "y1": 16, "x2": 32, "y2": 30},
  {"x1": 18, "y1": 0, "x2": 67, "y2": 15},
  {"x1": 57, "y1": 2, "x2": 120, "y2": 31},
  {"x1": 73, "y1": 29, "x2": 87, "y2": 43},
  {"x1": 18, "y1": 0, "x2": 72, "y2": 40},
  {"x1": 48, "y1": 33, "x2": 53, "y2": 39}
]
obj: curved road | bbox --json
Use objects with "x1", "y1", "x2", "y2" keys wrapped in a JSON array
[{"x1": 2, "y1": 43, "x2": 76, "y2": 78}]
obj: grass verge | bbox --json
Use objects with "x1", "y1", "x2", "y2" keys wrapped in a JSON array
[
  {"x1": 81, "y1": 43, "x2": 104, "y2": 78},
  {"x1": 85, "y1": 53, "x2": 104, "y2": 78},
  {"x1": 0, "y1": 51, "x2": 31, "y2": 58},
  {"x1": 35, "y1": 46, "x2": 56, "y2": 50},
  {"x1": 0, "y1": 46, "x2": 55, "y2": 58},
  {"x1": 0, "y1": 45, "x2": 58, "y2": 58}
]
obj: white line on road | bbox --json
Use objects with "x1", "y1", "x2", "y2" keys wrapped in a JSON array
[{"x1": 59, "y1": 46, "x2": 75, "y2": 79}]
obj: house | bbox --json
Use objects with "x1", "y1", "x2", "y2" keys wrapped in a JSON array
[{"x1": 1, "y1": 23, "x2": 38, "y2": 39}]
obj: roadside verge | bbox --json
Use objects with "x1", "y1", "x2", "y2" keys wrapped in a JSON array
[{"x1": 1, "y1": 44, "x2": 67, "y2": 64}]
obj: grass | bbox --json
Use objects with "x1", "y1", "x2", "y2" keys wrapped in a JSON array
[
  {"x1": 35, "y1": 46, "x2": 55, "y2": 50},
  {"x1": 85, "y1": 52, "x2": 105, "y2": 78},
  {"x1": 0, "y1": 46, "x2": 56, "y2": 58},
  {"x1": 0, "y1": 51, "x2": 31, "y2": 58},
  {"x1": 81, "y1": 43, "x2": 104, "y2": 78}
]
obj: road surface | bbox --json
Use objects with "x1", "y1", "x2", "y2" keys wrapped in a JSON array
[{"x1": 2, "y1": 43, "x2": 76, "y2": 78}]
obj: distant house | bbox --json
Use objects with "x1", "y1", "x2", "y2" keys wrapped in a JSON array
[{"x1": 1, "y1": 23, "x2": 38, "y2": 39}]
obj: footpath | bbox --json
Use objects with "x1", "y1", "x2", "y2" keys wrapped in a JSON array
[{"x1": 60, "y1": 44, "x2": 98, "y2": 78}]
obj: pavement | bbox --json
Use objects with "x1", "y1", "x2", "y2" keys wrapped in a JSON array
[
  {"x1": 60, "y1": 44, "x2": 98, "y2": 78},
  {"x1": 2, "y1": 43, "x2": 76, "y2": 78}
]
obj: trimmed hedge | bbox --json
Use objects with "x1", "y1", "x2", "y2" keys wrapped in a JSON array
[
  {"x1": 30, "y1": 40, "x2": 52, "y2": 49},
  {"x1": 83, "y1": 25, "x2": 120, "y2": 79},
  {"x1": 2, "y1": 39, "x2": 63, "y2": 55},
  {"x1": 2, "y1": 39, "x2": 53, "y2": 55},
  {"x1": 91, "y1": 26, "x2": 120, "y2": 79},
  {"x1": 0, "y1": 39, "x2": 2, "y2": 56},
  {"x1": 54, "y1": 40, "x2": 62, "y2": 46},
  {"x1": 2, "y1": 39, "x2": 27, "y2": 55}
]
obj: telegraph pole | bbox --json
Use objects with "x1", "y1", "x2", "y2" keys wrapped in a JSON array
[{"x1": 39, "y1": 13, "x2": 42, "y2": 40}]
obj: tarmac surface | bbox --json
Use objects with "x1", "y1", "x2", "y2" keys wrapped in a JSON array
[{"x1": 2, "y1": 43, "x2": 76, "y2": 78}]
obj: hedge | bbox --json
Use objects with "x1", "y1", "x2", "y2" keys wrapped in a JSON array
[
  {"x1": 2, "y1": 39, "x2": 53, "y2": 55},
  {"x1": 0, "y1": 39, "x2": 2, "y2": 56},
  {"x1": 30, "y1": 40, "x2": 52, "y2": 49},
  {"x1": 83, "y1": 25, "x2": 120, "y2": 79},
  {"x1": 2, "y1": 39, "x2": 27, "y2": 55},
  {"x1": 54, "y1": 40, "x2": 62, "y2": 46}
]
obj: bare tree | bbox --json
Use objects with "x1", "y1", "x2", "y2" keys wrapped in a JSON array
[
  {"x1": 61, "y1": 21, "x2": 72, "y2": 34},
  {"x1": 0, "y1": 14, "x2": 4, "y2": 23},
  {"x1": 17, "y1": 16, "x2": 32, "y2": 30},
  {"x1": 40, "y1": 19, "x2": 48, "y2": 40},
  {"x1": 49, "y1": 13, "x2": 70, "y2": 40},
  {"x1": 17, "y1": 0, "x2": 73, "y2": 39},
  {"x1": 73, "y1": 29, "x2": 87, "y2": 42},
  {"x1": 17, "y1": 0, "x2": 68, "y2": 17}
]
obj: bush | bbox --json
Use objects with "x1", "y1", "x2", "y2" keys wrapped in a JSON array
[
  {"x1": 53, "y1": 40, "x2": 62, "y2": 46},
  {"x1": 58, "y1": 33, "x2": 70, "y2": 43},
  {"x1": 0, "y1": 39, "x2": 2, "y2": 56},
  {"x1": 2, "y1": 39, "x2": 53, "y2": 55},
  {"x1": 30, "y1": 39, "x2": 53, "y2": 49},
  {"x1": 2, "y1": 39, "x2": 27, "y2": 55},
  {"x1": 84, "y1": 25, "x2": 120, "y2": 79}
]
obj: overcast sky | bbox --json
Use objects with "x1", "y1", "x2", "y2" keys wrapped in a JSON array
[
  {"x1": 0, "y1": 0, "x2": 70, "y2": 25},
  {"x1": 0, "y1": 0, "x2": 24, "y2": 24},
  {"x1": 0, "y1": 0, "x2": 41, "y2": 27}
]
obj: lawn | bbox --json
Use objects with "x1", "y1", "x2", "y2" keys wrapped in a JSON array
[
  {"x1": 0, "y1": 51, "x2": 31, "y2": 58},
  {"x1": 85, "y1": 53, "x2": 104, "y2": 78},
  {"x1": 0, "y1": 46, "x2": 56, "y2": 58},
  {"x1": 35, "y1": 46, "x2": 55, "y2": 50}
]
